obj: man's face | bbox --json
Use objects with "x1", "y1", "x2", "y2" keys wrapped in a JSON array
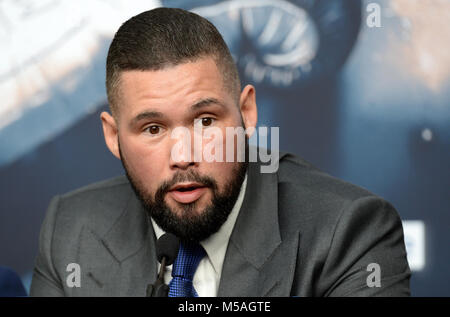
[{"x1": 101, "y1": 57, "x2": 257, "y2": 241}]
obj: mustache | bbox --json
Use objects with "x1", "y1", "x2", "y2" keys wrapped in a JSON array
[{"x1": 156, "y1": 170, "x2": 218, "y2": 196}]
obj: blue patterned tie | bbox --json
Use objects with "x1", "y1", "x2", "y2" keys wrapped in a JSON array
[{"x1": 168, "y1": 241, "x2": 206, "y2": 297}]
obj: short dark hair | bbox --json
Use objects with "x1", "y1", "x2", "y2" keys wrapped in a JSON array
[{"x1": 106, "y1": 7, "x2": 241, "y2": 118}]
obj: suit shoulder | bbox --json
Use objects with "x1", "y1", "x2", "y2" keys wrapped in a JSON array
[
  {"x1": 276, "y1": 153, "x2": 378, "y2": 234},
  {"x1": 53, "y1": 175, "x2": 133, "y2": 236},
  {"x1": 60, "y1": 175, "x2": 130, "y2": 199},
  {"x1": 278, "y1": 152, "x2": 374, "y2": 202}
]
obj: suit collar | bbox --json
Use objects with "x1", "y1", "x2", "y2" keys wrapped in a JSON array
[
  {"x1": 217, "y1": 158, "x2": 286, "y2": 296},
  {"x1": 101, "y1": 188, "x2": 153, "y2": 263},
  {"x1": 228, "y1": 159, "x2": 282, "y2": 269},
  {"x1": 201, "y1": 173, "x2": 247, "y2": 276},
  {"x1": 218, "y1": 151, "x2": 300, "y2": 296}
]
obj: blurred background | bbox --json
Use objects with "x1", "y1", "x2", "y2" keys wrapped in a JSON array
[{"x1": 0, "y1": 0, "x2": 449, "y2": 296}]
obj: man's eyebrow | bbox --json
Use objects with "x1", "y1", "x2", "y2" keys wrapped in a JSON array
[
  {"x1": 129, "y1": 98, "x2": 225, "y2": 127},
  {"x1": 129, "y1": 110, "x2": 165, "y2": 127},
  {"x1": 190, "y1": 98, "x2": 226, "y2": 111}
]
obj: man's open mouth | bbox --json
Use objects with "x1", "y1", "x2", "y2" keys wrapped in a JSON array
[
  {"x1": 175, "y1": 186, "x2": 200, "y2": 192},
  {"x1": 168, "y1": 182, "x2": 207, "y2": 204},
  {"x1": 170, "y1": 182, "x2": 205, "y2": 192}
]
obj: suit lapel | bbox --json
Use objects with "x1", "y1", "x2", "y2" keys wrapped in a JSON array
[
  {"x1": 101, "y1": 191, "x2": 153, "y2": 263},
  {"x1": 76, "y1": 189, "x2": 158, "y2": 296},
  {"x1": 218, "y1": 157, "x2": 300, "y2": 296}
]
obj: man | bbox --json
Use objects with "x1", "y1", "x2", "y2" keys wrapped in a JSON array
[{"x1": 30, "y1": 8, "x2": 410, "y2": 296}]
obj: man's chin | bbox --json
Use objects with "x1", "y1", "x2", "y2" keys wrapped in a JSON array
[{"x1": 164, "y1": 194, "x2": 212, "y2": 218}]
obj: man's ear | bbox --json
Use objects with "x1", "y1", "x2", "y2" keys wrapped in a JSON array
[
  {"x1": 239, "y1": 84, "x2": 258, "y2": 138},
  {"x1": 100, "y1": 111, "x2": 121, "y2": 160}
]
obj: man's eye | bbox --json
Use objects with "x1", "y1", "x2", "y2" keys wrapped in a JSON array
[
  {"x1": 198, "y1": 117, "x2": 215, "y2": 127},
  {"x1": 202, "y1": 118, "x2": 213, "y2": 126},
  {"x1": 145, "y1": 125, "x2": 162, "y2": 135}
]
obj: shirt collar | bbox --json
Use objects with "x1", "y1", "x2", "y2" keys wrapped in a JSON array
[{"x1": 151, "y1": 173, "x2": 247, "y2": 276}]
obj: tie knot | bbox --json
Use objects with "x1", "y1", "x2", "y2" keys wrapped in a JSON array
[{"x1": 171, "y1": 241, "x2": 206, "y2": 280}]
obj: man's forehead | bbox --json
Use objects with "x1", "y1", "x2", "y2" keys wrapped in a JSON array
[
  {"x1": 119, "y1": 57, "x2": 222, "y2": 87},
  {"x1": 116, "y1": 59, "x2": 231, "y2": 116}
]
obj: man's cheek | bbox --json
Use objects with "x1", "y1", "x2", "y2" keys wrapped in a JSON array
[{"x1": 206, "y1": 164, "x2": 230, "y2": 193}]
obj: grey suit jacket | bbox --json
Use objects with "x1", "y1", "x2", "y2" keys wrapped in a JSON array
[{"x1": 30, "y1": 152, "x2": 411, "y2": 296}]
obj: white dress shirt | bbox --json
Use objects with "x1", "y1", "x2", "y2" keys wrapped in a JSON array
[{"x1": 151, "y1": 173, "x2": 247, "y2": 297}]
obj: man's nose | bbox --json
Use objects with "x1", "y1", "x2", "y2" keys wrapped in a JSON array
[
  {"x1": 171, "y1": 159, "x2": 196, "y2": 170},
  {"x1": 168, "y1": 127, "x2": 200, "y2": 170}
]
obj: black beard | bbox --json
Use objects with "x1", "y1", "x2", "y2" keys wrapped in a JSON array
[{"x1": 119, "y1": 144, "x2": 248, "y2": 242}]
